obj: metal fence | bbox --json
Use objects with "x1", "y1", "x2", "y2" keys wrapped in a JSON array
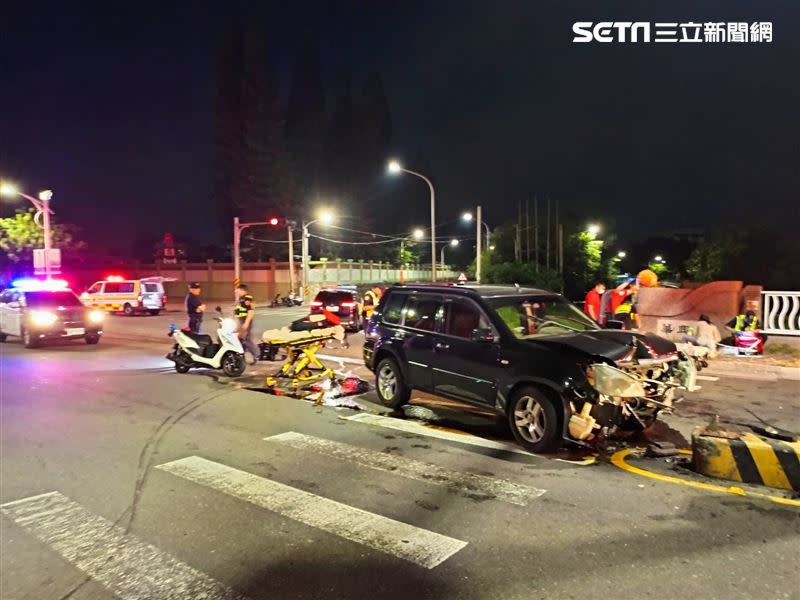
[{"x1": 762, "y1": 291, "x2": 800, "y2": 335}]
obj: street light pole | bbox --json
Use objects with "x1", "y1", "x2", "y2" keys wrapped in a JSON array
[
  {"x1": 388, "y1": 162, "x2": 436, "y2": 282},
  {"x1": 476, "y1": 205, "x2": 482, "y2": 284},
  {"x1": 287, "y1": 224, "x2": 295, "y2": 295},
  {"x1": 0, "y1": 185, "x2": 55, "y2": 279}
]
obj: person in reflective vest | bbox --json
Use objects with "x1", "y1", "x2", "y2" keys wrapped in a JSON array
[
  {"x1": 725, "y1": 309, "x2": 767, "y2": 352},
  {"x1": 234, "y1": 284, "x2": 258, "y2": 363},
  {"x1": 361, "y1": 287, "x2": 382, "y2": 328},
  {"x1": 613, "y1": 296, "x2": 638, "y2": 330}
]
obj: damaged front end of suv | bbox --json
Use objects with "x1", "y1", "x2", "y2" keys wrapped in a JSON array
[{"x1": 564, "y1": 336, "x2": 704, "y2": 443}]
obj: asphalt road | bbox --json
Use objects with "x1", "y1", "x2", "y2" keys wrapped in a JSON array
[{"x1": 1, "y1": 321, "x2": 798, "y2": 600}]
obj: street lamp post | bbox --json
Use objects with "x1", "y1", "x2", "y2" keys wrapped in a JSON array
[
  {"x1": 463, "y1": 208, "x2": 488, "y2": 283},
  {"x1": 301, "y1": 211, "x2": 334, "y2": 300},
  {"x1": 388, "y1": 160, "x2": 437, "y2": 282},
  {"x1": 441, "y1": 239, "x2": 459, "y2": 267},
  {"x1": 0, "y1": 183, "x2": 55, "y2": 279}
]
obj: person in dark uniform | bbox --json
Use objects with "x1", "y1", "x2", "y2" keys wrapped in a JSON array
[
  {"x1": 185, "y1": 282, "x2": 205, "y2": 333},
  {"x1": 234, "y1": 284, "x2": 258, "y2": 363}
]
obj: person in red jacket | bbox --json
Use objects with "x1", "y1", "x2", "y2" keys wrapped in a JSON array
[{"x1": 583, "y1": 282, "x2": 606, "y2": 321}]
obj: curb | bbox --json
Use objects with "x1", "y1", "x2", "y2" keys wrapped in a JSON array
[
  {"x1": 692, "y1": 428, "x2": 800, "y2": 492},
  {"x1": 704, "y1": 360, "x2": 800, "y2": 381}
]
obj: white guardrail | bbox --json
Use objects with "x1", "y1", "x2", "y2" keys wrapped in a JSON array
[{"x1": 762, "y1": 291, "x2": 800, "y2": 335}]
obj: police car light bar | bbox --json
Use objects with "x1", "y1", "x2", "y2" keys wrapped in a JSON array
[{"x1": 11, "y1": 278, "x2": 69, "y2": 291}]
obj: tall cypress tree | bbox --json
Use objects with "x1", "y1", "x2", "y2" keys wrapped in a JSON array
[
  {"x1": 285, "y1": 38, "x2": 326, "y2": 206},
  {"x1": 214, "y1": 17, "x2": 292, "y2": 231}
]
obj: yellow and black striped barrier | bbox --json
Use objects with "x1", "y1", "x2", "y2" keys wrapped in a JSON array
[{"x1": 692, "y1": 429, "x2": 800, "y2": 492}]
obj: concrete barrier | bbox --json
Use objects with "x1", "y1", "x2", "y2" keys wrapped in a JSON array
[{"x1": 692, "y1": 428, "x2": 800, "y2": 492}]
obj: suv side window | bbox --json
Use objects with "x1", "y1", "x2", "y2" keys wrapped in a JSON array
[
  {"x1": 443, "y1": 298, "x2": 492, "y2": 339},
  {"x1": 403, "y1": 296, "x2": 442, "y2": 332},
  {"x1": 381, "y1": 292, "x2": 407, "y2": 325}
]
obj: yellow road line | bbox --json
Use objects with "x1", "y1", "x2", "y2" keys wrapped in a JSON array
[{"x1": 610, "y1": 448, "x2": 800, "y2": 508}]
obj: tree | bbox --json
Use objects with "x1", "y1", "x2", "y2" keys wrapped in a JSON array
[
  {"x1": 285, "y1": 37, "x2": 327, "y2": 205},
  {"x1": 214, "y1": 18, "x2": 292, "y2": 228},
  {"x1": 685, "y1": 232, "x2": 744, "y2": 282},
  {"x1": 0, "y1": 209, "x2": 85, "y2": 274}
]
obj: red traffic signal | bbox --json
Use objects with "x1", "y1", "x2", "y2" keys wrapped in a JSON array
[{"x1": 267, "y1": 217, "x2": 282, "y2": 227}]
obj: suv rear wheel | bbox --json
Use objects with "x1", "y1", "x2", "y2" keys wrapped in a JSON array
[
  {"x1": 508, "y1": 386, "x2": 560, "y2": 453},
  {"x1": 375, "y1": 357, "x2": 410, "y2": 408}
]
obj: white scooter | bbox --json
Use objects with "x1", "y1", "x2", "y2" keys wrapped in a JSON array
[{"x1": 166, "y1": 308, "x2": 246, "y2": 377}]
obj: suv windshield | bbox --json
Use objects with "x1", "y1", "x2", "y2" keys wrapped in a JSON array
[
  {"x1": 487, "y1": 295, "x2": 599, "y2": 338},
  {"x1": 25, "y1": 291, "x2": 83, "y2": 308}
]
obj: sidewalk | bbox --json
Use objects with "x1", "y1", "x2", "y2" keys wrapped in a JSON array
[{"x1": 704, "y1": 355, "x2": 800, "y2": 381}]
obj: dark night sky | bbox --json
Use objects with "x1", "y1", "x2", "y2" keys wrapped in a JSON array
[{"x1": 2, "y1": 1, "x2": 798, "y2": 252}]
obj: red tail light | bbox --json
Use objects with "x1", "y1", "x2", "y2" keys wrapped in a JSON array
[{"x1": 163, "y1": 295, "x2": 168, "y2": 305}]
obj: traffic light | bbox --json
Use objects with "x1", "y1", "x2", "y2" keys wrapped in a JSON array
[{"x1": 267, "y1": 216, "x2": 283, "y2": 227}]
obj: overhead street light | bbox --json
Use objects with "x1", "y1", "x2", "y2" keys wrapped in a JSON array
[
  {"x1": 440, "y1": 238, "x2": 459, "y2": 266},
  {"x1": 412, "y1": 228, "x2": 424, "y2": 240},
  {"x1": 462, "y1": 212, "x2": 473, "y2": 222},
  {"x1": 0, "y1": 181, "x2": 56, "y2": 279},
  {"x1": 654, "y1": 255, "x2": 663, "y2": 262},
  {"x1": 302, "y1": 209, "x2": 336, "y2": 299},
  {"x1": 587, "y1": 223, "x2": 601, "y2": 237},
  {"x1": 617, "y1": 251, "x2": 627, "y2": 258},
  {"x1": 387, "y1": 159, "x2": 437, "y2": 281}
]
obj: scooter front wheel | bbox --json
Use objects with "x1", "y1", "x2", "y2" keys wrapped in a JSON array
[
  {"x1": 221, "y1": 351, "x2": 246, "y2": 377},
  {"x1": 175, "y1": 363, "x2": 191, "y2": 374}
]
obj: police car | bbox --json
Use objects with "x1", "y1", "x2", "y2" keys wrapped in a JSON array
[
  {"x1": 0, "y1": 279, "x2": 105, "y2": 348},
  {"x1": 81, "y1": 276, "x2": 167, "y2": 316}
]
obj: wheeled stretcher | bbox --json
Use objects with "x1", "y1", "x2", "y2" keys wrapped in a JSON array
[{"x1": 259, "y1": 324, "x2": 345, "y2": 391}]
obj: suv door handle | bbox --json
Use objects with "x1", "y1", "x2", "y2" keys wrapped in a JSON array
[{"x1": 435, "y1": 342, "x2": 450, "y2": 351}]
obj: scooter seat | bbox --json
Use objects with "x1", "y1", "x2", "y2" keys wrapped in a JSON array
[{"x1": 183, "y1": 331, "x2": 213, "y2": 346}]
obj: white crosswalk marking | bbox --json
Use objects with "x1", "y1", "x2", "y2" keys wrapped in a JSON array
[
  {"x1": 344, "y1": 413, "x2": 531, "y2": 454},
  {"x1": 156, "y1": 456, "x2": 467, "y2": 569},
  {"x1": 343, "y1": 413, "x2": 596, "y2": 465},
  {"x1": 0, "y1": 491, "x2": 248, "y2": 600},
  {"x1": 265, "y1": 431, "x2": 545, "y2": 506}
]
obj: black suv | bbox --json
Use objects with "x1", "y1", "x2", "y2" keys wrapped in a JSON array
[{"x1": 364, "y1": 285, "x2": 693, "y2": 453}]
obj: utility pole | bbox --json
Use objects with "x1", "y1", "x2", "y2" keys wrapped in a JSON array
[
  {"x1": 287, "y1": 224, "x2": 295, "y2": 295},
  {"x1": 233, "y1": 217, "x2": 241, "y2": 295},
  {"x1": 525, "y1": 196, "x2": 530, "y2": 262},
  {"x1": 546, "y1": 197, "x2": 551, "y2": 270},
  {"x1": 534, "y1": 195, "x2": 539, "y2": 272},
  {"x1": 476, "y1": 205, "x2": 482, "y2": 284}
]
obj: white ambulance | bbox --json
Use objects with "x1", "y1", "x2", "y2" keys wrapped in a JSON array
[{"x1": 81, "y1": 276, "x2": 167, "y2": 316}]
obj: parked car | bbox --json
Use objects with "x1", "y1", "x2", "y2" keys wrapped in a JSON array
[
  {"x1": 81, "y1": 276, "x2": 166, "y2": 316},
  {"x1": 309, "y1": 287, "x2": 362, "y2": 331},
  {"x1": 0, "y1": 279, "x2": 105, "y2": 348},
  {"x1": 363, "y1": 284, "x2": 699, "y2": 453}
]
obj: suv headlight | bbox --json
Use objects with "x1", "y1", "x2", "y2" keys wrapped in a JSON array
[
  {"x1": 30, "y1": 310, "x2": 58, "y2": 327},
  {"x1": 587, "y1": 363, "x2": 647, "y2": 398}
]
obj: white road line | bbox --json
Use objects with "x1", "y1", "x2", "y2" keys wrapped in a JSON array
[
  {"x1": 696, "y1": 375, "x2": 720, "y2": 382},
  {"x1": 0, "y1": 491, "x2": 247, "y2": 600},
  {"x1": 343, "y1": 413, "x2": 596, "y2": 465},
  {"x1": 265, "y1": 432, "x2": 545, "y2": 506},
  {"x1": 156, "y1": 456, "x2": 467, "y2": 569},
  {"x1": 344, "y1": 413, "x2": 532, "y2": 455},
  {"x1": 315, "y1": 354, "x2": 364, "y2": 366}
]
